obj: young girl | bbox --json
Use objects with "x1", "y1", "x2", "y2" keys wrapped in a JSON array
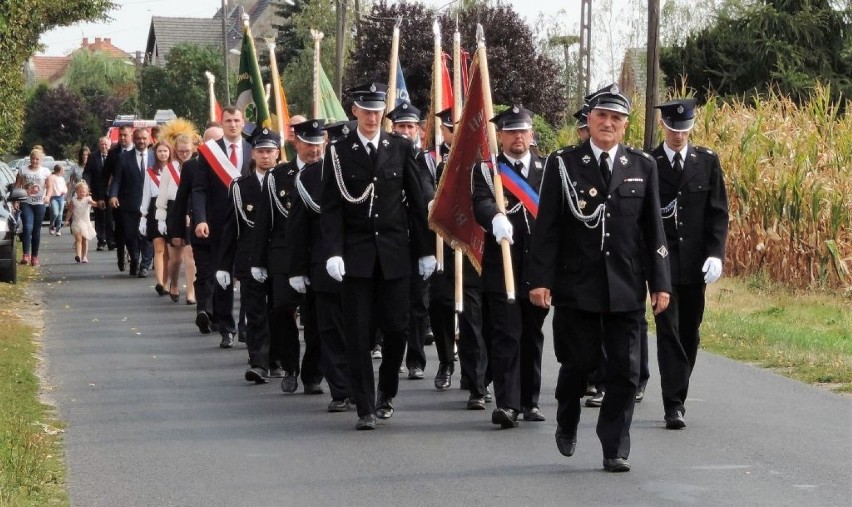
[{"x1": 64, "y1": 181, "x2": 97, "y2": 263}]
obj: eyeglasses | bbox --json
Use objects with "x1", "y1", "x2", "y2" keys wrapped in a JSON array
[{"x1": 176, "y1": 150, "x2": 192, "y2": 155}]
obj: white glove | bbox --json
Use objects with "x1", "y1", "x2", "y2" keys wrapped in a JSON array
[
  {"x1": 418, "y1": 255, "x2": 437, "y2": 280},
  {"x1": 702, "y1": 257, "x2": 723, "y2": 284},
  {"x1": 427, "y1": 199, "x2": 435, "y2": 212},
  {"x1": 289, "y1": 275, "x2": 310, "y2": 293},
  {"x1": 157, "y1": 220, "x2": 167, "y2": 236},
  {"x1": 138, "y1": 217, "x2": 147, "y2": 236},
  {"x1": 326, "y1": 256, "x2": 345, "y2": 282},
  {"x1": 215, "y1": 270, "x2": 231, "y2": 289},
  {"x1": 251, "y1": 267, "x2": 268, "y2": 284},
  {"x1": 491, "y1": 214, "x2": 514, "y2": 245}
]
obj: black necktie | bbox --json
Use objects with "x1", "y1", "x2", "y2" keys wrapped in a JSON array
[
  {"x1": 599, "y1": 152, "x2": 611, "y2": 188},
  {"x1": 366, "y1": 142, "x2": 378, "y2": 166},
  {"x1": 673, "y1": 152, "x2": 683, "y2": 178},
  {"x1": 514, "y1": 160, "x2": 525, "y2": 178},
  {"x1": 139, "y1": 153, "x2": 145, "y2": 173}
]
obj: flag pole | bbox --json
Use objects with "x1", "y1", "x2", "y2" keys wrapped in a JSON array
[
  {"x1": 204, "y1": 71, "x2": 217, "y2": 123},
  {"x1": 452, "y1": 27, "x2": 464, "y2": 314},
  {"x1": 384, "y1": 17, "x2": 401, "y2": 132},
  {"x1": 433, "y1": 18, "x2": 445, "y2": 274},
  {"x1": 311, "y1": 29, "x2": 324, "y2": 119},
  {"x1": 266, "y1": 39, "x2": 288, "y2": 162},
  {"x1": 477, "y1": 24, "x2": 515, "y2": 303}
]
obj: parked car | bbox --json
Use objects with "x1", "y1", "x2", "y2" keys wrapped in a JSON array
[{"x1": 0, "y1": 163, "x2": 28, "y2": 283}]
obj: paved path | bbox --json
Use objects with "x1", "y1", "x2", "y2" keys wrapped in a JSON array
[{"x1": 33, "y1": 233, "x2": 851, "y2": 506}]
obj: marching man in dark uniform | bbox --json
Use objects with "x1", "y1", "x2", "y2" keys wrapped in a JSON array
[
  {"x1": 321, "y1": 82, "x2": 435, "y2": 430},
  {"x1": 652, "y1": 98, "x2": 729, "y2": 430},
  {"x1": 215, "y1": 127, "x2": 279, "y2": 383},
  {"x1": 251, "y1": 121, "x2": 323, "y2": 395},
  {"x1": 284, "y1": 119, "x2": 352, "y2": 411},
  {"x1": 388, "y1": 101, "x2": 433, "y2": 380},
  {"x1": 528, "y1": 85, "x2": 671, "y2": 472},
  {"x1": 472, "y1": 106, "x2": 549, "y2": 428}
]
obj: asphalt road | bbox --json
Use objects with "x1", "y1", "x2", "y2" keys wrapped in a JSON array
[{"x1": 33, "y1": 232, "x2": 851, "y2": 506}]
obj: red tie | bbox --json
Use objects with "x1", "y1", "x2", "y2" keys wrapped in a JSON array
[{"x1": 229, "y1": 143, "x2": 238, "y2": 167}]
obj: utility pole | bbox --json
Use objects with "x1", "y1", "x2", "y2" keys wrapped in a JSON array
[
  {"x1": 644, "y1": 0, "x2": 661, "y2": 152},
  {"x1": 221, "y1": 0, "x2": 231, "y2": 105},
  {"x1": 335, "y1": 0, "x2": 347, "y2": 97},
  {"x1": 579, "y1": 0, "x2": 592, "y2": 97}
]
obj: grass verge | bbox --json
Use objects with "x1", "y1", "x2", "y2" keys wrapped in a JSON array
[
  {"x1": 0, "y1": 268, "x2": 67, "y2": 506},
  {"x1": 698, "y1": 276, "x2": 852, "y2": 393}
]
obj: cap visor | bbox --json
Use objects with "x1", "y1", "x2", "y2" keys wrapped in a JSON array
[
  {"x1": 592, "y1": 104, "x2": 630, "y2": 115},
  {"x1": 354, "y1": 100, "x2": 386, "y2": 111},
  {"x1": 499, "y1": 122, "x2": 533, "y2": 131},
  {"x1": 662, "y1": 118, "x2": 695, "y2": 132},
  {"x1": 253, "y1": 142, "x2": 279, "y2": 149},
  {"x1": 297, "y1": 134, "x2": 325, "y2": 145}
]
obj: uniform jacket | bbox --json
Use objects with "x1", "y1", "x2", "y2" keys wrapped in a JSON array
[
  {"x1": 652, "y1": 143, "x2": 728, "y2": 285},
  {"x1": 320, "y1": 129, "x2": 430, "y2": 280},
  {"x1": 528, "y1": 140, "x2": 671, "y2": 312},
  {"x1": 472, "y1": 151, "x2": 545, "y2": 298},
  {"x1": 283, "y1": 159, "x2": 340, "y2": 293},
  {"x1": 168, "y1": 157, "x2": 198, "y2": 245},
  {"x1": 109, "y1": 149, "x2": 147, "y2": 213},
  {"x1": 218, "y1": 172, "x2": 265, "y2": 279},
  {"x1": 191, "y1": 138, "x2": 253, "y2": 245},
  {"x1": 253, "y1": 160, "x2": 298, "y2": 275}
]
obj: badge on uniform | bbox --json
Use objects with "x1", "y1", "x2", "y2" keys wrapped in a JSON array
[
  {"x1": 286, "y1": 202, "x2": 291, "y2": 209},
  {"x1": 578, "y1": 199, "x2": 587, "y2": 210},
  {"x1": 381, "y1": 139, "x2": 389, "y2": 147},
  {"x1": 534, "y1": 160, "x2": 542, "y2": 169},
  {"x1": 279, "y1": 190, "x2": 286, "y2": 197},
  {"x1": 589, "y1": 188, "x2": 598, "y2": 197},
  {"x1": 624, "y1": 178, "x2": 644, "y2": 183},
  {"x1": 619, "y1": 155, "x2": 628, "y2": 166},
  {"x1": 246, "y1": 204, "x2": 254, "y2": 212},
  {"x1": 352, "y1": 143, "x2": 359, "y2": 151},
  {"x1": 581, "y1": 154, "x2": 591, "y2": 164},
  {"x1": 657, "y1": 245, "x2": 668, "y2": 258}
]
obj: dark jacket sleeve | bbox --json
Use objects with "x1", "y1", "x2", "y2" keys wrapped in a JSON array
[
  {"x1": 251, "y1": 172, "x2": 273, "y2": 269},
  {"x1": 705, "y1": 154, "x2": 729, "y2": 260},
  {"x1": 641, "y1": 159, "x2": 672, "y2": 295},
  {"x1": 191, "y1": 159, "x2": 210, "y2": 226},
  {"x1": 403, "y1": 146, "x2": 430, "y2": 259},
  {"x1": 216, "y1": 181, "x2": 238, "y2": 272},
  {"x1": 283, "y1": 189, "x2": 310, "y2": 277},
  {"x1": 320, "y1": 149, "x2": 344, "y2": 259},
  {"x1": 109, "y1": 152, "x2": 123, "y2": 199},
  {"x1": 528, "y1": 154, "x2": 563, "y2": 290}
]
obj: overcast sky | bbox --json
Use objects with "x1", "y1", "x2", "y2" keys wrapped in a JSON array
[{"x1": 38, "y1": 0, "x2": 634, "y2": 85}]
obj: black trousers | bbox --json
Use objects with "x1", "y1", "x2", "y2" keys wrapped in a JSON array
[
  {"x1": 118, "y1": 209, "x2": 141, "y2": 267},
  {"x1": 553, "y1": 307, "x2": 643, "y2": 460},
  {"x1": 591, "y1": 317, "x2": 650, "y2": 392},
  {"x1": 654, "y1": 283, "x2": 705, "y2": 415},
  {"x1": 107, "y1": 205, "x2": 122, "y2": 251},
  {"x1": 240, "y1": 276, "x2": 272, "y2": 370},
  {"x1": 519, "y1": 299, "x2": 549, "y2": 411},
  {"x1": 405, "y1": 268, "x2": 429, "y2": 370},
  {"x1": 457, "y1": 285, "x2": 489, "y2": 397},
  {"x1": 269, "y1": 275, "x2": 308, "y2": 378},
  {"x1": 428, "y1": 271, "x2": 456, "y2": 374},
  {"x1": 192, "y1": 241, "x2": 235, "y2": 333},
  {"x1": 93, "y1": 207, "x2": 107, "y2": 246},
  {"x1": 483, "y1": 291, "x2": 523, "y2": 411},
  {"x1": 342, "y1": 272, "x2": 409, "y2": 417},
  {"x1": 313, "y1": 290, "x2": 350, "y2": 401}
]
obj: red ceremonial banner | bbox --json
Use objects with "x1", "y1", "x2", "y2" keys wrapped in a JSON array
[{"x1": 429, "y1": 52, "x2": 488, "y2": 272}]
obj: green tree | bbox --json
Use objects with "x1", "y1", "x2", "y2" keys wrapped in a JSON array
[
  {"x1": 0, "y1": 0, "x2": 115, "y2": 154},
  {"x1": 272, "y1": 0, "x2": 311, "y2": 71},
  {"x1": 137, "y1": 43, "x2": 226, "y2": 127},
  {"x1": 20, "y1": 84, "x2": 89, "y2": 158},
  {"x1": 661, "y1": 0, "x2": 852, "y2": 105}
]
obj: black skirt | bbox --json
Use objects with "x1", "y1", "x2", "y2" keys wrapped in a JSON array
[{"x1": 146, "y1": 197, "x2": 163, "y2": 241}]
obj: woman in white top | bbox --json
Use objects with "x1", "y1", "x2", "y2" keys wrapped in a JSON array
[
  {"x1": 140, "y1": 140, "x2": 172, "y2": 297},
  {"x1": 46, "y1": 164, "x2": 68, "y2": 236},
  {"x1": 155, "y1": 134, "x2": 196, "y2": 303},
  {"x1": 14, "y1": 148, "x2": 51, "y2": 266}
]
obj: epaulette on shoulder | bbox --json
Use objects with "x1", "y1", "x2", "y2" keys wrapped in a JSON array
[
  {"x1": 625, "y1": 145, "x2": 653, "y2": 159},
  {"x1": 554, "y1": 144, "x2": 580, "y2": 155},
  {"x1": 693, "y1": 145, "x2": 716, "y2": 156}
]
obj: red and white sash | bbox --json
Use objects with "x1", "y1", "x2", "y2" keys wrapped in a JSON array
[
  {"x1": 198, "y1": 139, "x2": 240, "y2": 188},
  {"x1": 146, "y1": 167, "x2": 161, "y2": 187},
  {"x1": 167, "y1": 161, "x2": 180, "y2": 186}
]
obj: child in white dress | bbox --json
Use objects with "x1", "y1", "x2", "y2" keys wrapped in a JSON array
[{"x1": 64, "y1": 181, "x2": 97, "y2": 263}]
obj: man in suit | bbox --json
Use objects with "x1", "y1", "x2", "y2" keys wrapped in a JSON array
[
  {"x1": 192, "y1": 107, "x2": 253, "y2": 347},
  {"x1": 109, "y1": 128, "x2": 150, "y2": 277},
  {"x1": 528, "y1": 85, "x2": 671, "y2": 472},
  {"x1": 321, "y1": 82, "x2": 435, "y2": 430},
  {"x1": 168, "y1": 126, "x2": 222, "y2": 332},
  {"x1": 283, "y1": 120, "x2": 352, "y2": 410},
  {"x1": 216, "y1": 127, "x2": 279, "y2": 383},
  {"x1": 651, "y1": 98, "x2": 729, "y2": 430},
  {"x1": 472, "y1": 106, "x2": 550, "y2": 428},
  {"x1": 252, "y1": 119, "x2": 322, "y2": 394},
  {"x1": 101, "y1": 125, "x2": 134, "y2": 268},
  {"x1": 83, "y1": 136, "x2": 111, "y2": 250}
]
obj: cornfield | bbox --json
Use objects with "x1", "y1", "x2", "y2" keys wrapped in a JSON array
[{"x1": 566, "y1": 85, "x2": 852, "y2": 291}]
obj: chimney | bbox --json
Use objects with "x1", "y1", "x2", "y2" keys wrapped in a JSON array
[
  {"x1": 95, "y1": 37, "x2": 102, "y2": 45},
  {"x1": 105, "y1": 38, "x2": 112, "y2": 45},
  {"x1": 82, "y1": 37, "x2": 89, "y2": 47}
]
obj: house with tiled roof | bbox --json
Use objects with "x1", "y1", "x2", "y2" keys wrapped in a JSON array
[{"x1": 25, "y1": 37, "x2": 135, "y2": 87}]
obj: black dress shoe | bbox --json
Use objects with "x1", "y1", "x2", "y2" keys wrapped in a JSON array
[
  {"x1": 408, "y1": 367, "x2": 424, "y2": 380},
  {"x1": 118, "y1": 256, "x2": 127, "y2": 272},
  {"x1": 635, "y1": 385, "x2": 646, "y2": 403},
  {"x1": 603, "y1": 457, "x2": 631, "y2": 472},
  {"x1": 585, "y1": 390, "x2": 604, "y2": 407},
  {"x1": 328, "y1": 399, "x2": 350, "y2": 412},
  {"x1": 280, "y1": 373, "x2": 298, "y2": 393},
  {"x1": 665, "y1": 410, "x2": 686, "y2": 430},
  {"x1": 434, "y1": 364, "x2": 452, "y2": 390},
  {"x1": 522, "y1": 406, "x2": 546, "y2": 422},
  {"x1": 219, "y1": 332, "x2": 235, "y2": 348},
  {"x1": 375, "y1": 395, "x2": 394, "y2": 419},
  {"x1": 268, "y1": 367, "x2": 285, "y2": 378},
  {"x1": 356, "y1": 414, "x2": 376, "y2": 430},
  {"x1": 555, "y1": 427, "x2": 577, "y2": 457},
  {"x1": 491, "y1": 408, "x2": 519, "y2": 428},
  {"x1": 466, "y1": 396, "x2": 486, "y2": 410},
  {"x1": 244, "y1": 367, "x2": 268, "y2": 384},
  {"x1": 96, "y1": 245, "x2": 105, "y2": 252},
  {"x1": 155, "y1": 283, "x2": 165, "y2": 296},
  {"x1": 195, "y1": 312, "x2": 212, "y2": 334},
  {"x1": 303, "y1": 382, "x2": 324, "y2": 395}
]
